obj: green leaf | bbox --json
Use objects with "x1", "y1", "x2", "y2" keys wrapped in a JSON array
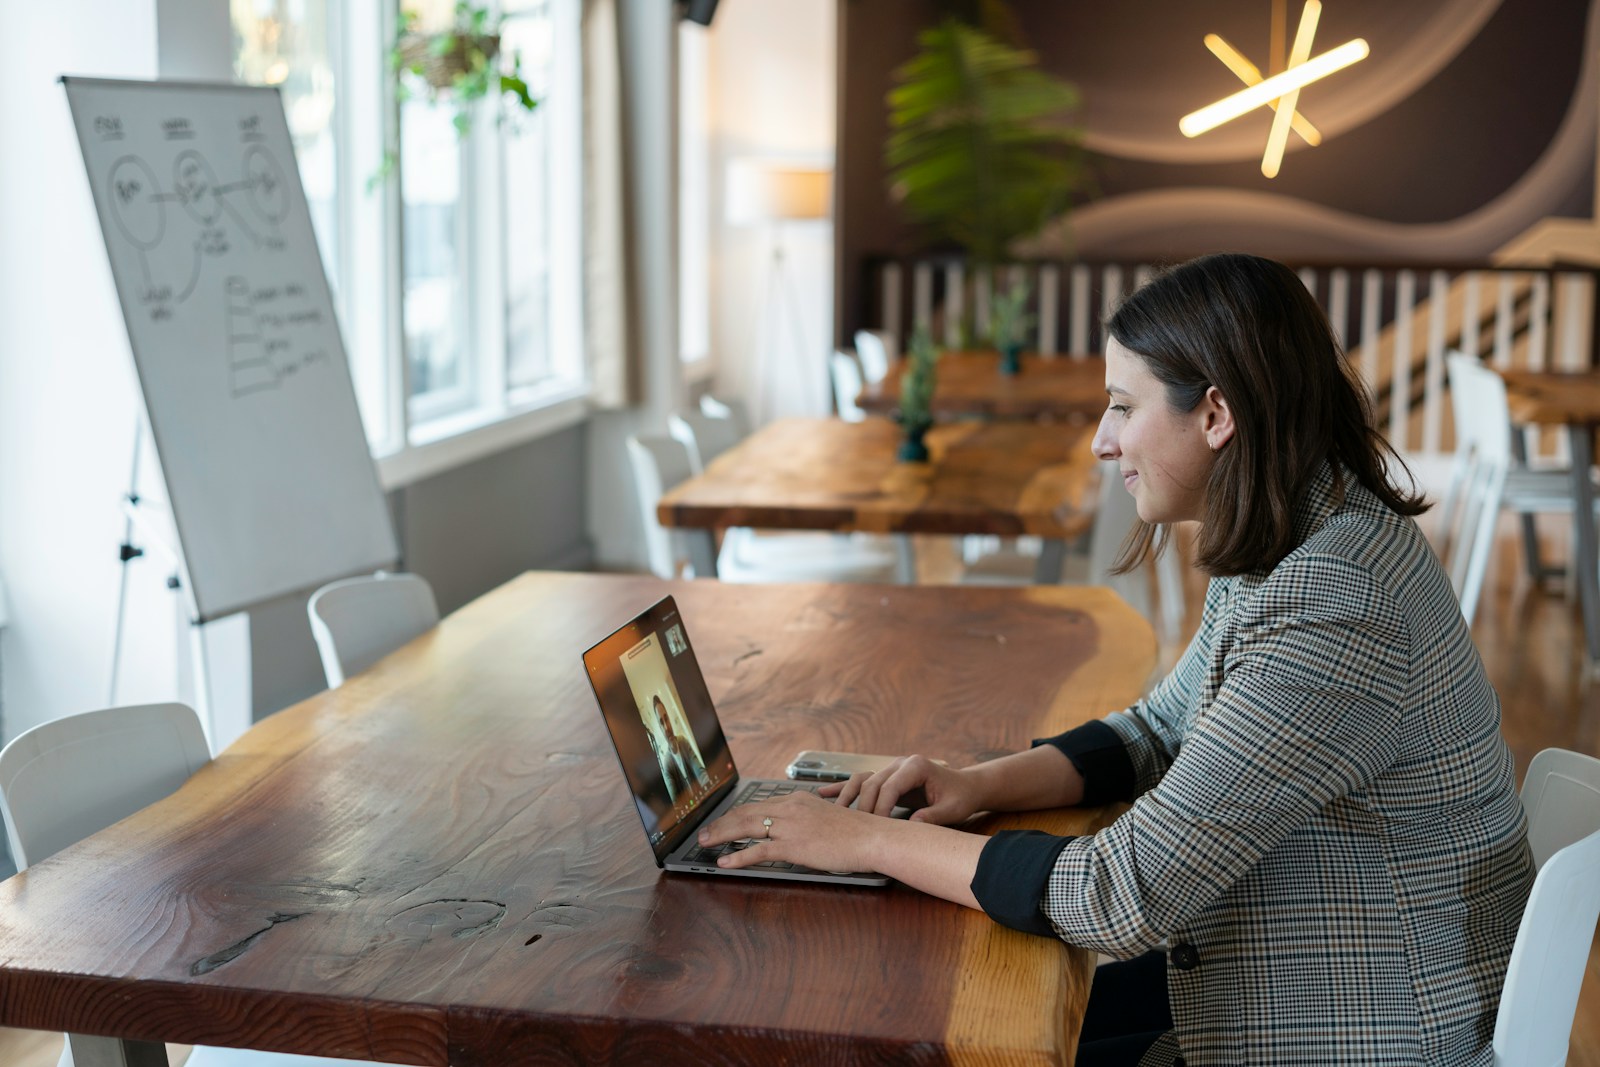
[{"x1": 499, "y1": 73, "x2": 537, "y2": 113}]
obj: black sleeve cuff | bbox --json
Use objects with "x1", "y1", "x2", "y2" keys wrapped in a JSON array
[
  {"x1": 970, "y1": 830, "x2": 1075, "y2": 937},
  {"x1": 1033, "y1": 720, "x2": 1136, "y2": 806}
]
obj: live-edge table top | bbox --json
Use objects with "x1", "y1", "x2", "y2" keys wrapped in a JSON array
[{"x1": 0, "y1": 572, "x2": 1155, "y2": 1065}]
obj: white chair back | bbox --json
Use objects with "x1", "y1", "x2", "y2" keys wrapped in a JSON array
[
  {"x1": 308, "y1": 572, "x2": 440, "y2": 688},
  {"x1": 0, "y1": 703, "x2": 210, "y2": 869},
  {"x1": 626, "y1": 435, "x2": 697, "y2": 579},
  {"x1": 1, "y1": 706, "x2": 394, "y2": 1067},
  {"x1": 1440, "y1": 353, "x2": 1512, "y2": 624},
  {"x1": 1087, "y1": 460, "x2": 1184, "y2": 634},
  {"x1": 668, "y1": 407, "x2": 745, "y2": 474},
  {"x1": 1493, "y1": 748, "x2": 1600, "y2": 1067},
  {"x1": 853, "y1": 329, "x2": 896, "y2": 384},
  {"x1": 830, "y1": 350, "x2": 867, "y2": 422},
  {"x1": 699, "y1": 394, "x2": 752, "y2": 437}
]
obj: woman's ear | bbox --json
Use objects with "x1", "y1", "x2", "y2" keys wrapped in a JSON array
[{"x1": 1202, "y1": 385, "x2": 1236, "y2": 452}]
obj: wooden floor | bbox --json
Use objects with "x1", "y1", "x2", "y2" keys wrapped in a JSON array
[{"x1": 1, "y1": 516, "x2": 1596, "y2": 1065}]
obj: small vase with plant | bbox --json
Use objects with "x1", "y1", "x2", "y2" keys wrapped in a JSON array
[
  {"x1": 896, "y1": 328, "x2": 941, "y2": 462},
  {"x1": 988, "y1": 278, "x2": 1034, "y2": 376}
]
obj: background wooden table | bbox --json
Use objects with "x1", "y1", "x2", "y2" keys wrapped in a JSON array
[
  {"x1": 658, "y1": 417, "x2": 1101, "y2": 583},
  {"x1": 1500, "y1": 369, "x2": 1600, "y2": 662},
  {"x1": 0, "y1": 572, "x2": 1155, "y2": 1066},
  {"x1": 857, "y1": 352, "x2": 1107, "y2": 421}
]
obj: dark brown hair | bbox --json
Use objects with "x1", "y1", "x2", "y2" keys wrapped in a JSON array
[{"x1": 1108, "y1": 252, "x2": 1427, "y2": 577}]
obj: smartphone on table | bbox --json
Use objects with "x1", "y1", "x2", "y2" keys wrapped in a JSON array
[{"x1": 786, "y1": 750, "x2": 946, "y2": 782}]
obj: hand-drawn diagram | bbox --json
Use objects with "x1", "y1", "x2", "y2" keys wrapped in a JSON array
[
  {"x1": 107, "y1": 144, "x2": 291, "y2": 319},
  {"x1": 224, "y1": 275, "x2": 330, "y2": 398}
]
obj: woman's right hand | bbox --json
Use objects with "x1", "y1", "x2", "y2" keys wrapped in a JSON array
[{"x1": 820, "y1": 754, "x2": 985, "y2": 825}]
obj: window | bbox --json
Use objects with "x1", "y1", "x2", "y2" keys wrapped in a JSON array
[{"x1": 231, "y1": 0, "x2": 585, "y2": 478}]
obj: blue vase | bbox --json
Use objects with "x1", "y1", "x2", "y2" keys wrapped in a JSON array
[
  {"x1": 898, "y1": 423, "x2": 930, "y2": 462},
  {"x1": 1000, "y1": 342, "x2": 1022, "y2": 376}
]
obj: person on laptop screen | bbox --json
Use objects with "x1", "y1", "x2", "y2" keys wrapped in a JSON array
[
  {"x1": 697, "y1": 254, "x2": 1534, "y2": 1067},
  {"x1": 646, "y1": 693, "x2": 709, "y2": 803}
]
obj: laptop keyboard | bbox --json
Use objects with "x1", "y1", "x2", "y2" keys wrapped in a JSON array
[{"x1": 680, "y1": 779, "x2": 824, "y2": 870}]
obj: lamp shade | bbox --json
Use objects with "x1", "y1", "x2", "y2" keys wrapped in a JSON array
[{"x1": 726, "y1": 160, "x2": 832, "y2": 224}]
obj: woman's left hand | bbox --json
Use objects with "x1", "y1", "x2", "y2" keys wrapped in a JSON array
[{"x1": 696, "y1": 791, "x2": 889, "y2": 874}]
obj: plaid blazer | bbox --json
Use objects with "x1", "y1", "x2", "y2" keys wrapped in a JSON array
[{"x1": 972, "y1": 463, "x2": 1534, "y2": 1066}]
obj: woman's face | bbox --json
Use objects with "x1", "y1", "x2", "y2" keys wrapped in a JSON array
[{"x1": 1092, "y1": 339, "x2": 1226, "y2": 525}]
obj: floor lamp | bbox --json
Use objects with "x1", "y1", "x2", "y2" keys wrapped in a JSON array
[{"x1": 727, "y1": 160, "x2": 831, "y2": 425}]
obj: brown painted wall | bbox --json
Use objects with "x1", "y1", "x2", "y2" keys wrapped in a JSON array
[{"x1": 836, "y1": 0, "x2": 1596, "y2": 341}]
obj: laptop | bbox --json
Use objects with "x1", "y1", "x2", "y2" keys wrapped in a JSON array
[{"x1": 581, "y1": 595, "x2": 890, "y2": 886}]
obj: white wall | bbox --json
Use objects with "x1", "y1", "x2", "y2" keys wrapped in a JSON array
[
  {"x1": 0, "y1": 0, "x2": 246, "y2": 744},
  {"x1": 706, "y1": 0, "x2": 836, "y2": 422}
]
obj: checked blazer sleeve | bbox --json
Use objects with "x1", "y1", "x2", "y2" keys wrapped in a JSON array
[{"x1": 1042, "y1": 551, "x2": 1410, "y2": 958}]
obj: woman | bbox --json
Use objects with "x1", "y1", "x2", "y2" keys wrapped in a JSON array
[{"x1": 698, "y1": 253, "x2": 1534, "y2": 1066}]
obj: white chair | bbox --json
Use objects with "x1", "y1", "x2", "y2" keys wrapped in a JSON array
[
  {"x1": 668, "y1": 406, "x2": 744, "y2": 474},
  {"x1": 626, "y1": 434, "x2": 901, "y2": 583},
  {"x1": 699, "y1": 393, "x2": 751, "y2": 436},
  {"x1": 1438, "y1": 355, "x2": 1516, "y2": 625},
  {"x1": 830, "y1": 350, "x2": 868, "y2": 422},
  {"x1": 0, "y1": 703, "x2": 384, "y2": 1067},
  {"x1": 1493, "y1": 747, "x2": 1600, "y2": 1067},
  {"x1": 308, "y1": 572, "x2": 440, "y2": 688},
  {"x1": 1439, "y1": 352, "x2": 1600, "y2": 621},
  {"x1": 959, "y1": 461, "x2": 1187, "y2": 638},
  {"x1": 853, "y1": 329, "x2": 896, "y2": 384}
]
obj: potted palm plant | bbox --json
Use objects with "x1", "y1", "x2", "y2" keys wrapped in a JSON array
[{"x1": 884, "y1": 12, "x2": 1084, "y2": 345}]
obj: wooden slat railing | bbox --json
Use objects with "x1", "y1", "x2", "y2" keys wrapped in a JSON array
[{"x1": 861, "y1": 256, "x2": 1600, "y2": 464}]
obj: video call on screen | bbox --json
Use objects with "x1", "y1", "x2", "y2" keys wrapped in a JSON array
[{"x1": 590, "y1": 600, "x2": 734, "y2": 848}]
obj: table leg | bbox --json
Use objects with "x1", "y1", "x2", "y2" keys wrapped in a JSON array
[
  {"x1": 66, "y1": 1034, "x2": 168, "y2": 1067},
  {"x1": 685, "y1": 530, "x2": 719, "y2": 578},
  {"x1": 1035, "y1": 539, "x2": 1067, "y2": 584},
  {"x1": 893, "y1": 535, "x2": 916, "y2": 584},
  {"x1": 1567, "y1": 425, "x2": 1600, "y2": 664}
]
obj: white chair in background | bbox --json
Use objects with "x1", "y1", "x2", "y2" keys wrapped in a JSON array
[
  {"x1": 668, "y1": 406, "x2": 745, "y2": 473},
  {"x1": 308, "y1": 572, "x2": 440, "y2": 688},
  {"x1": 1492, "y1": 747, "x2": 1600, "y2": 1067},
  {"x1": 959, "y1": 461, "x2": 1187, "y2": 639},
  {"x1": 626, "y1": 434, "x2": 900, "y2": 583},
  {"x1": 830, "y1": 349, "x2": 868, "y2": 422},
  {"x1": 1439, "y1": 352, "x2": 1599, "y2": 621},
  {"x1": 1438, "y1": 355, "x2": 1520, "y2": 625},
  {"x1": 0, "y1": 703, "x2": 390, "y2": 1067},
  {"x1": 698, "y1": 393, "x2": 751, "y2": 436},
  {"x1": 852, "y1": 329, "x2": 896, "y2": 384}
]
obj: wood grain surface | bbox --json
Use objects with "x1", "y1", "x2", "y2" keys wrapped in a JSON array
[
  {"x1": 0, "y1": 573, "x2": 1154, "y2": 1066},
  {"x1": 1501, "y1": 369, "x2": 1600, "y2": 425},
  {"x1": 657, "y1": 417, "x2": 1101, "y2": 540},
  {"x1": 857, "y1": 352, "x2": 1107, "y2": 422}
]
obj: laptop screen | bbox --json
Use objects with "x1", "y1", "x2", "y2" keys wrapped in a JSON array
[{"x1": 582, "y1": 596, "x2": 737, "y2": 861}]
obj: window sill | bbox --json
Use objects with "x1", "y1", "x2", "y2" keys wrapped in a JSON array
[{"x1": 375, "y1": 384, "x2": 590, "y2": 490}]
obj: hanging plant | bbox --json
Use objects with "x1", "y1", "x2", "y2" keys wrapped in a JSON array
[
  {"x1": 885, "y1": 16, "x2": 1085, "y2": 265},
  {"x1": 371, "y1": 2, "x2": 539, "y2": 187}
]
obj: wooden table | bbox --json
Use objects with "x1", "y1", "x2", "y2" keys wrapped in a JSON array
[
  {"x1": 0, "y1": 572, "x2": 1154, "y2": 1066},
  {"x1": 1500, "y1": 369, "x2": 1600, "y2": 662},
  {"x1": 658, "y1": 417, "x2": 1101, "y2": 584},
  {"x1": 857, "y1": 352, "x2": 1107, "y2": 422}
]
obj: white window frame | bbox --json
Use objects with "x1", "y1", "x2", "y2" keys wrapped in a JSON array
[{"x1": 244, "y1": 0, "x2": 588, "y2": 490}]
